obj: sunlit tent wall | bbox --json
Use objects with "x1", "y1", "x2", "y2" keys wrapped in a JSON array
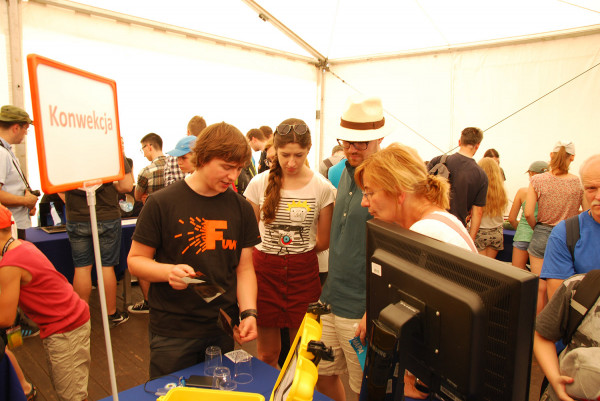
[
  {"x1": 2, "y1": 0, "x2": 600, "y2": 205},
  {"x1": 323, "y1": 30, "x2": 600, "y2": 198}
]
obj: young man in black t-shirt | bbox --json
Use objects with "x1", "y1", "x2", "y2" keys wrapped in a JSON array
[
  {"x1": 128, "y1": 122, "x2": 261, "y2": 377},
  {"x1": 427, "y1": 127, "x2": 488, "y2": 240}
]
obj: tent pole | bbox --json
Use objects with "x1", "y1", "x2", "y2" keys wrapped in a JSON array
[
  {"x1": 6, "y1": 0, "x2": 30, "y2": 183},
  {"x1": 329, "y1": 24, "x2": 600, "y2": 66},
  {"x1": 240, "y1": 0, "x2": 326, "y2": 64},
  {"x1": 28, "y1": 0, "x2": 316, "y2": 65},
  {"x1": 317, "y1": 65, "x2": 327, "y2": 167}
]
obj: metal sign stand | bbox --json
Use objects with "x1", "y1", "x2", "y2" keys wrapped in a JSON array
[{"x1": 85, "y1": 183, "x2": 119, "y2": 401}]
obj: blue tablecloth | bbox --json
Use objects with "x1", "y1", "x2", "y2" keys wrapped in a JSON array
[
  {"x1": 496, "y1": 229, "x2": 515, "y2": 263},
  {"x1": 26, "y1": 219, "x2": 136, "y2": 283},
  {"x1": 99, "y1": 356, "x2": 333, "y2": 401},
  {"x1": 0, "y1": 352, "x2": 26, "y2": 401}
]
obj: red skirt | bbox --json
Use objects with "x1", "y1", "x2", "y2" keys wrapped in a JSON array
[{"x1": 253, "y1": 248, "x2": 321, "y2": 328}]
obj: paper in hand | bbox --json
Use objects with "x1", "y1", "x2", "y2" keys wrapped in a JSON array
[{"x1": 349, "y1": 336, "x2": 368, "y2": 370}]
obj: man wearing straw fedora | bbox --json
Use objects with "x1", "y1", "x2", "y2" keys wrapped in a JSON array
[{"x1": 318, "y1": 94, "x2": 388, "y2": 401}]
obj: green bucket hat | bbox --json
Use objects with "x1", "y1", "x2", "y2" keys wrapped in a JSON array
[{"x1": 0, "y1": 105, "x2": 33, "y2": 125}]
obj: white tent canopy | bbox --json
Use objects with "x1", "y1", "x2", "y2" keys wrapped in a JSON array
[{"x1": 2, "y1": 0, "x2": 600, "y2": 204}]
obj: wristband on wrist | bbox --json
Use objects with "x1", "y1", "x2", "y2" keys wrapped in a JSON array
[{"x1": 240, "y1": 309, "x2": 257, "y2": 320}]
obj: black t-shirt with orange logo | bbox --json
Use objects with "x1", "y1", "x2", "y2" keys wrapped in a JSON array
[{"x1": 133, "y1": 180, "x2": 261, "y2": 338}]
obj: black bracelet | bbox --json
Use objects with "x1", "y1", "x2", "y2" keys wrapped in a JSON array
[{"x1": 240, "y1": 309, "x2": 257, "y2": 320}]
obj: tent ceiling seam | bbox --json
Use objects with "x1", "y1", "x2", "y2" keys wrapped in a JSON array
[
  {"x1": 240, "y1": 0, "x2": 327, "y2": 64},
  {"x1": 28, "y1": 0, "x2": 319, "y2": 65},
  {"x1": 415, "y1": 0, "x2": 450, "y2": 47},
  {"x1": 329, "y1": 24, "x2": 600, "y2": 66}
]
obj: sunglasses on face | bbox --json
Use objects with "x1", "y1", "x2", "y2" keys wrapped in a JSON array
[
  {"x1": 276, "y1": 124, "x2": 309, "y2": 136},
  {"x1": 337, "y1": 139, "x2": 369, "y2": 151}
]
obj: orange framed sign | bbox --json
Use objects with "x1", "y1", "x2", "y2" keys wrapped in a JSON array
[{"x1": 27, "y1": 54, "x2": 125, "y2": 193}]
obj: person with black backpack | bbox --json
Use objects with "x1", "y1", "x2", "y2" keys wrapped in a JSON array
[
  {"x1": 534, "y1": 270, "x2": 600, "y2": 401},
  {"x1": 540, "y1": 154, "x2": 600, "y2": 300}
]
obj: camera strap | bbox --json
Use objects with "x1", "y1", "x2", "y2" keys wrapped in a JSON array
[{"x1": 0, "y1": 140, "x2": 33, "y2": 191}]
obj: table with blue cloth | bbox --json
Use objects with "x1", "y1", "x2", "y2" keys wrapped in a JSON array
[
  {"x1": 0, "y1": 350, "x2": 26, "y2": 401},
  {"x1": 25, "y1": 218, "x2": 137, "y2": 308},
  {"x1": 99, "y1": 356, "x2": 333, "y2": 401},
  {"x1": 495, "y1": 228, "x2": 515, "y2": 263}
]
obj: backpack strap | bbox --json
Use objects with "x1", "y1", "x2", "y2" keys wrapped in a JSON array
[
  {"x1": 421, "y1": 212, "x2": 478, "y2": 253},
  {"x1": 563, "y1": 270, "x2": 600, "y2": 344},
  {"x1": 564, "y1": 214, "x2": 580, "y2": 263}
]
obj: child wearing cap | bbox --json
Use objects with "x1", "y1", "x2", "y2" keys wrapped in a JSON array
[
  {"x1": 167, "y1": 136, "x2": 196, "y2": 177},
  {"x1": 0, "y1": 205, "x2": 91, "y2": 401}
]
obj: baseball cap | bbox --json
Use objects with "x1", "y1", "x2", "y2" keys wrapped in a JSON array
[
  {"x1": 527, "y1": 161, "x2": 549, "y2": 174},
  {"x1": 0, "y1": 105, "x2": 33, "y2": 125},
  {"x1": 560, "y1": 347, "x2": 600, "y2": 400},
  {"x1": 0, "y1": 205, "x2": 14, "y2": 229},
  {"x1": 167, "y1": 136, "x2": 196, "y2": 157}
]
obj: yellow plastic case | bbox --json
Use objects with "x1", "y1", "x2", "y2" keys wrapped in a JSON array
[
  {"x1": 159, "y1": 309, "x2": 325, "y2": 401},
  {"x1": 270, "y1": 312, "x2": 324, "y2": 401},
  {"x1": 158, "y1": 387, "x2": 265, "y2": 401}
]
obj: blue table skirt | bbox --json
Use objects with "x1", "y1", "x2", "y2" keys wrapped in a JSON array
[
  {"x1": 0, "y1": 352, "x2": 26, "y2": 401},
  {"x1": 26, "y1": 220, "x2": 136, "y2": 283}
]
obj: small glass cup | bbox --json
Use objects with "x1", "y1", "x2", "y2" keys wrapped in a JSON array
[
  {"x1": 204, "y1": 345, "x2": 222, "y2": 376},
  {"x1": 234, "y1": 353, "x2": 253, "y2": 384},
  {"x1": 213, "y1": 366, "x2": 237, "y2": 391}
]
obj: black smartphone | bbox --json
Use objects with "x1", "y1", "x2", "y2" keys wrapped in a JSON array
[{"x1": 186, "y1": 374, "x2": 213, "y2": 388}]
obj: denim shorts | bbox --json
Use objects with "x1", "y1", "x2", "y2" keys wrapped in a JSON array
[
  {"x1": 512, "y1": 240, "x2": 530, "y2": 251},
  {"x1": 66, "y1": 218, "x2": 122, "y2": 267},
  {"x1": 527, "y1": 223, "x2": 554, "y2": 259}
]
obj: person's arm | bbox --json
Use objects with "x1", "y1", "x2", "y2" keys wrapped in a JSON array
[
  {"x1": 247, "y1": 200, "x2": 260, "y2": 223},
  {"x1": 524, "y1": 184, "x2": 538, "y2": 229},
  {"x1": 315, "y1": 203, "x2": 333, "y2": 252},
  {"x1": 234, "y1": 247, "x2": 258, "y2": 344},
  {"x1": 133, "y1": 170, "x2": 148, "y2": 201},
  {"x1": 469, "y1": 205, "x2": 483, "y2": 240},
  {"x1": 508, "y1": 188, "x2": 525, "y2": 229},
  {"x1": 546, "y1": 279, "x2": 564, "y2": 300},
  {"x1": 533, "y1": 331, "x2": 574, "y2": 401},
  {"x1": 164, "y1": 158, "x2": 174, "y2": 187},
  {"x1": 0, "y1": 185, "x2": 38, "y2": 209},
  {"x1": 127, "y1": 240, "x2": 194, "y2": 290},
  {"x1": 355, "y1": 312, "x2": 367, "y2": 345},
  {"x1": 114, "y1": 170, "x2": 134, "y2": 194},
  {"x1": 0, "y1": 266, "x2": 21, "y2": 327}
]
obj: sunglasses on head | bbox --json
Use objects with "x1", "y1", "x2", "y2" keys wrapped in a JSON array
[{"x1": 276, "y1": 124, "x2": 309, "y2": 136}]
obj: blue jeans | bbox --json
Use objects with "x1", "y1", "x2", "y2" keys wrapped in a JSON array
[{"x1": 66, "y1": 218, "x2": 121, "y2": 267}]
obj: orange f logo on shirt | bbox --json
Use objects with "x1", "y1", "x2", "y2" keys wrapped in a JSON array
[{"x1": 176, "y1": 218, "x2": 237, "y2": 254}]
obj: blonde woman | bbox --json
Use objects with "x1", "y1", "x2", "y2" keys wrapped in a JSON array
[
  {"x1": 244, "y1": 118, "x2": 335, "y2": 367},
  {"x1": 524, "y1": 140, "x2": 583, "y2": 313},
  {"x1": 356, "y1": 143, "x2": 477, "y2": 398},
  {"x1": 473, "y1": 158, "x2": 508, "y2": 259}
]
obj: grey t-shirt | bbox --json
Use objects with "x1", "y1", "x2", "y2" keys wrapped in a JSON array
[{"x1": 536, "y1": 274, "x2": 600, "y2": 401}]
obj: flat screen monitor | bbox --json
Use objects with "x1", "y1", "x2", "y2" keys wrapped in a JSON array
[{"x1": 364, "y1": 220, "x2": 537, "y2": 401}]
